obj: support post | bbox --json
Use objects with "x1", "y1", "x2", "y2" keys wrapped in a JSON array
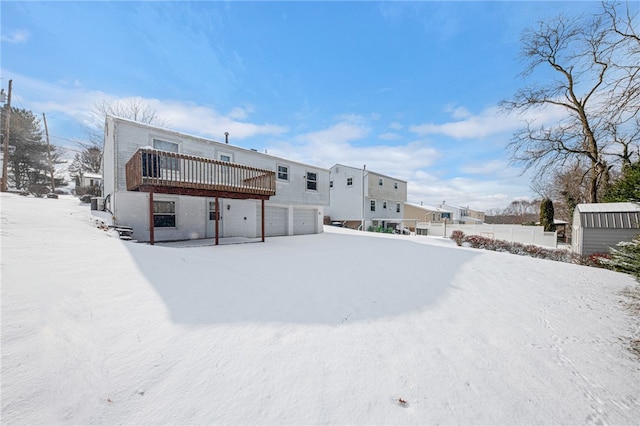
[
  {"x1": 261, "y1": 199, "x2": 265, "y2": 242},
  {"x1": 149, "y1": 190, "x2": 155, "y2": 245},
  {"x1": 215, "y1": 197, "x2": 219, "y2": 246}
]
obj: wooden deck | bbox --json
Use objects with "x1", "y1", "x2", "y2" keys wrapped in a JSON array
[{"x1": 125, "y1": 148, "x2": 276, "y2": 199}]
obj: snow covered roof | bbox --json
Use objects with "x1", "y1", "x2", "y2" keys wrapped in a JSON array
[
  {"x1": 575, "y1": 202, "x2": 640, "y2": 213},
  {"x1": 405, "y1": 202, "x2": 447, "y2": 212},
  {"x1": 82, "y1": 172, "x2": 102, "y2": 179}
]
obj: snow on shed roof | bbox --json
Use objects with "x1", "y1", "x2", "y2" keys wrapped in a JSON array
[
  {"x1": 576, "y1": 202, "x2": 640, "y2": 229},
  {"x1": 575, "y1": 202, "x2": 640, "y2": 213}
]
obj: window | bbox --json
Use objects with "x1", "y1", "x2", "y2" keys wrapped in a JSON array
[
  {"x1": 277, "y1": 165, "x2": 289, "y2": 181},
  {"x1": 378, "y1": 178, "x2": 383, "y2": 186},
  {"x1": 306, "y1": 172, "x2": 317, "y2": 190},
  {"x1": 370, "y1": 200, "x2": 376, "y2": 212},
  {"x1": 394, "y1": 182, "x2": 398, "y2": 190},
  {"x1": 383, "y1": 201, "x2": 387, "y2": 209},
  {"x1": 153, "y1": 139, "x2": 180, "y2": 170},
  {"x1": 396, "y1": 203, "x2": 401, "y2": 213},
  {"x1": 219, "y1": 154, "x2": 232, "y2": 162},
  {"x1": 153, "y1": 201, "x2": 176, "y2": 228},
  {"x1": 330, "y1": 180, "x2": 333, "y2": 188},
  {"x1": 347, "y1": 177, "x2": 353, "y2": 186}
]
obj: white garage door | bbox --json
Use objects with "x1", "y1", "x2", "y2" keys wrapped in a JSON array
[
  {"x1": 260, "y1": 206, "x2": 287, "y2": 237},
  {"x1": 293, "y1": 208, "x2": 317, "y2": 235}
]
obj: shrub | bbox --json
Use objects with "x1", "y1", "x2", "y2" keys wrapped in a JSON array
[
  {"x1": 457, "y1": 234, "x2": 589, "y2": 265},
  {"x1": 450, "y1": 230, "x2": 465, "y2": 246}
]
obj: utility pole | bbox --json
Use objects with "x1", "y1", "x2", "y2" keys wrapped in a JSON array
[
  {"x1": 42, "y1": 113, "x2": 55, "y2": 192},
  {"x1": 1, "y1": 79, "x2": 12, "y2": 192}
]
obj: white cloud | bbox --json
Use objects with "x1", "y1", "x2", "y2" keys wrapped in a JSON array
[
  {"x1": 378, "y1": 132, "x2": 402, "y2": 141},
  {"x1": 459, "y1": 159, "x2": 510, "y2": 175},
  {"x1": 410, "y1": 104, "x2": 566, "y2": 140},
  {"x1": 2, "y1": 71, "x2": 288, "y2": 144},
  {"x1": 1, "y1": 30, "x2": 29, "y2": 44},
  {"x1": 264, "y1": 117, "x2": 440, "y2": 184}
]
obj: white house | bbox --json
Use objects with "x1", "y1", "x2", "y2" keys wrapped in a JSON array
[
  {"x1": 76, "y1": 171, "x2": 102, "y2": 195},
  {"x1": 572, "y1": 202, "x2": 640, "y2": 256},
  {"x1": 436, "y1": 201, "x2": 485, "y2": 224},
  {"x1": 102, "y1": 116, "x2": 329, "y2": 243},
  {"x1": 325, "y1": 164, "x2": 407, "y2": 230}
]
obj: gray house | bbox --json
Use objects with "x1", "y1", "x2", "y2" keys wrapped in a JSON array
[{"x1": 572, "y1": 202, "x2": 640, "y2": 256}]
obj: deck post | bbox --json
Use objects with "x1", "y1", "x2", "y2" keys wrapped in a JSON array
[
  {"x1": 149, "y1": 190, "x2": 155, "y2": 245},
  {"x1": 215, "y1": 197, "x2": 219, "y2": 246},
  {"x1": 261, "y1": 199, "x2": 265, "y2": 243}
]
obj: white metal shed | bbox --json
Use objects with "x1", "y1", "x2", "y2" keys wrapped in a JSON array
[{"x1": 572, "y1": 202, "x2": 640, "y2": 256}]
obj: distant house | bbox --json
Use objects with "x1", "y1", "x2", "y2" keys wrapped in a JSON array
[
  {"x1": 325, "y1": 164, "x2": 407, "y2": 230},
  {"x1": 403, "y1": 203, "x2": 450, "y2": 231},
  {"x1": 572, "y1": 202, "x2": 640, "y2": 256},
  {"x1": 102, "y1": 116, "x2": 329, "y2": 243},
  {"x1": 81, "y1": 172, "x2": 102, "y2": 188},
  {"x1": 437, "y1": 201, "x2": 485, "y2": 224}
]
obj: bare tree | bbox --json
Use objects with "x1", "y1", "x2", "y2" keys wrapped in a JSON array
[
  {"x1": 602, "y1": 2, "x2": 640, "y2": 171},
  {"x1": 502, "y1": 12, "x2": 613, "y2": 203},
  {"x1": 85, "y1": 97, "x2": 168, "y2": 146}
]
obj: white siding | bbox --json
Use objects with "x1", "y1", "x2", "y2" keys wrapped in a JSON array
[
  {"x1": 326, "y1": 164, "x2": 407, "y2": 227},
  {"x1": 572, "y1": 203, "x2": 640, "y2": 256},
  {"x1": 104, "y1": 116, "x2": 329, "y2": 241}
]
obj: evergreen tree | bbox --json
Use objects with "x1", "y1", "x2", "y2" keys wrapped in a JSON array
[
  {"x1": 2, "y1": 106, "x2": 66, "y2": 191},
  {"x1": 602, "y1": 162, "x2": 640, "y2": 202},
  {"x1": 606, "y1": 236, "x2": 640, "y2": 282},
  {"x1": 540, "y1": 198, "x2": 556, "y2": 232}
]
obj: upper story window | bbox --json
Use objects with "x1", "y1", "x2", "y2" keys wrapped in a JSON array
[
  {"x1": 383, "y1": 201, "x2": 387, "y2": 209},
  {"x1": 153, "y1": 139, "x2": 179, "y2": 153},
  {"x1": 306, "y1": 172, "x2": 317, "y2": 191},
  {"x1": 378, "y1": 178, "x2": 383, "y2": 187},
  {"x1": 347, "y1": 177, "x2": 353, "y2": 186},
  {"x1": 277, "y1": 165, "x2": 289, "y2": 181},
  {"x1": 394, "y1": 182, "x2": 398, "y2": 190},
  {"x1": 330, "y1": 180, "x2": 334, "y2": 188},
  {"x1": 219, "y1": 153, "x2": 232, "y2": 162},
  {"x1": 396, "y1": 203, "x2": 401, "y2": 213},
  {"x1": 153, "y1": 139, "x2": 180, "y2": 170},
  {"x1": 370, "y1": 200, "x2": 376, "y2": 212}
]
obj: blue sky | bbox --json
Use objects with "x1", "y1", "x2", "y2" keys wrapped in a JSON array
[{"x1": 0, "y1": 1, "x2": 617, "y2": 210}]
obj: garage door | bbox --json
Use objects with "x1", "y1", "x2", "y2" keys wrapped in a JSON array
[
  {"x1": 293, "y1": 208, "x2": 317, "y2": 235},
  {"x1": 260, "y1": 206, "x2": 287, "y2": 237}
]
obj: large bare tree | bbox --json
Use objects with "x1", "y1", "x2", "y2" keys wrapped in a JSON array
[
  {"x1": 503, "y1": 3, "x2": 639, "y2": 203},
  {"x1": 85, "y1": 97, "x2": 168, "y2": 146}
]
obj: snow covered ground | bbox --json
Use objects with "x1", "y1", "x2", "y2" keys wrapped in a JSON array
[{"x1": 1, "y1": 193, "x2": 639, "y2": 425}]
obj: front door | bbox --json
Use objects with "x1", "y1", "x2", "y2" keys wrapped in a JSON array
[{"x1": 206, "y1": 199, "x2": 222, "y2": 238}]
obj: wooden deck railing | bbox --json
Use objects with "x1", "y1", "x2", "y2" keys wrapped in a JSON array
[{"x1": 125, "y1": 148, "x2": 276, "y2": 198}]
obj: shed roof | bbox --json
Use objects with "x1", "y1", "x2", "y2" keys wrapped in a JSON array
[
  {"x1": 575, "y1": 202, "x2": 640, "y2": 213},
  {"x1": 575, "y1": 202, "x2": 640, "y2": 229}
]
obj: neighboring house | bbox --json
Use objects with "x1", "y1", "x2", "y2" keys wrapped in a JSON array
[
  {"x1": 102, "y1": 116, "x2": 329, "y2": 243},
  {"x1": 325, "y1": 164, "x2": 407, "y2": 230},
  {"x1": 77, "y1": 172, "x2": 102, "y2": 195},
  {"x1": 404, "y1": 203, "x2": 450, "y2": 231},
  {"x1": 572, "y1": 202, "x2": 640, "y2": 256},
  {"x1": 436, "y1": 201, "x2": 485, "y2": 224}
]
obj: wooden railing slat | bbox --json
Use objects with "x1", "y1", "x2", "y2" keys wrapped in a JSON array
[{"x1": 125, "y1": 148, "x2": 276, "y2": 197}]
